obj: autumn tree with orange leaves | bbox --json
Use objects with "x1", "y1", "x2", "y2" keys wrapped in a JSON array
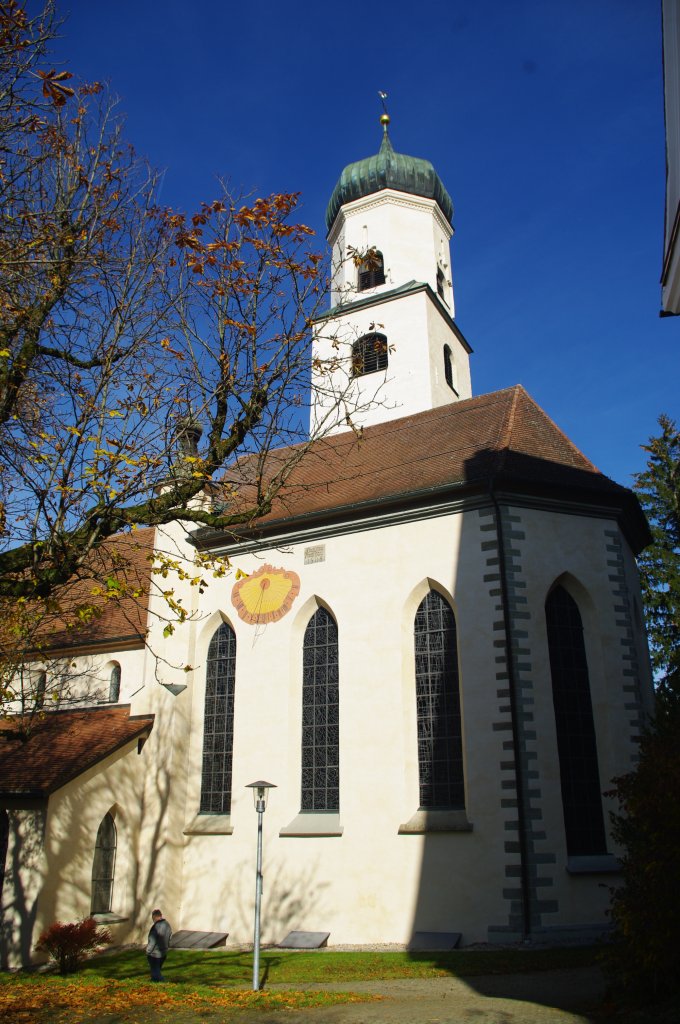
[
  {"x1": 0, "y1": 1, "x2": 374, "y2": 712},
  {"x1": 0, "y1": 1, "x2": 359, "y2": 602}
]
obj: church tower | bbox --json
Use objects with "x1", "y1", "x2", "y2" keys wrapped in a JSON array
[{"x1": 311, "y1": 113, "x2": 473, "y2": 435}]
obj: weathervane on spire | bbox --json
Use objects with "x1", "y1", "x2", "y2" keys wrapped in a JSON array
[{"x1": 378, "y1": 90, "x2": 390, "y2": 131}]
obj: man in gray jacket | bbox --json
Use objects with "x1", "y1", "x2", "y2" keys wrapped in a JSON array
[{"x1": 146, "y1": 908, "x2": 172, "y2": 981}]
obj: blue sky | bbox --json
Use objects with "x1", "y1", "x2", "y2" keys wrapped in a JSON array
[{"x1": 50, "y1": 0, "x2": 677, "y2": 486}]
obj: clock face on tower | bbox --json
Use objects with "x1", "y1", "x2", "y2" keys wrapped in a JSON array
[{"x1": 231, "y1": 564, "x2": 301, "y2": 625}]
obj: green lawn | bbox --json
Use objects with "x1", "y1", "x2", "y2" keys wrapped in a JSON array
[{"x1": 76, "y1": 944, "x2": 596, "y2": 985}]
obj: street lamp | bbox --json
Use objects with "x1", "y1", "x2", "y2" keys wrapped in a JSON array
[{"x1": 246, "y1": 780, "x2": 276, "y2": 991}]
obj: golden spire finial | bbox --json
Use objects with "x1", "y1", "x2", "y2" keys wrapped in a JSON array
[{"x1": 378, "y1": 91, "x2": 390, "y2": 131}]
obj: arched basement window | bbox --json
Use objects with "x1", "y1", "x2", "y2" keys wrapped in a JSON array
[
  {"x1": 301, "y1": 608, "x2": 339, "y2": 812},
  {"x1": 358, "y1": 249, "x2": 385, "y2": 291},
  {"x1": 352, "y1": 332, "x2": 388, "y2": 377},
  {"x1": 545, "y1": 584, "x2": 607, "y2": 856},
  {"x1": 414, "y1": 590, "x2": 465, "y2": 809},
  {"x1": 109, "y1": 664, "x2": 121, "y2": 703},
  {"x1": 91, "y1": 812, "x2": 117, "y2": 914},
  {"x1": 200, "y1": 623, "x2": 236, "y2": 815}
]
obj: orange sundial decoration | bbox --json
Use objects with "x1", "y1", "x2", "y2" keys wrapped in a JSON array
[{"x1": 231, "y1": 564, "x2": 301, "y2": 625}]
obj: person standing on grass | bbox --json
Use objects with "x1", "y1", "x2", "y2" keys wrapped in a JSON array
[{"x1": 146, "y1": 908, "x2": 172, "y2": 982}]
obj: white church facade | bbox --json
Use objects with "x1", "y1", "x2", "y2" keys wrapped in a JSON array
[{"x1": 0, "y1": 121, "x2": 654, "y2": 967}]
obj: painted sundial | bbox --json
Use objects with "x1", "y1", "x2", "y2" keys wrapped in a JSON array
[{"x1": 231, "y1": 564, "x2": 301, "y2": 625}]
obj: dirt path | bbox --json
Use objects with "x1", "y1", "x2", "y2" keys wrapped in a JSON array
[{"x1": 239, "y1": 967, "x2": 607, "y2": 1023}]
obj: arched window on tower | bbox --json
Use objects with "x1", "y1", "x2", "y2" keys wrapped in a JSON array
[
  {"x1": 358, "y1": 249, "x2": 385, "y2": 291},
  {"x1": 545, "y1": 584, "x2": 607, "y2": 856},
  {"x1": 200, "y1": 623, "x2": 236, "y2": 815},
  {"x1": 301, "y1": 608, "x2": 339, "y2": 812},
  {"x1": 91, "y1": 812, "x2": 116, "y2": 914},
  {"x1": 436, "y1": 265, "x2": 445, "y2": 299},
  {"x1": 443, "y1": 344, "x2": 457, "y2": 392},
  {"x1": 352, "y1": 332, "x2": 388, "y2": 377},
  {"x1": 109, "y1": 664, "x2": 121, "y2": 703},
  {"x1": 414, "y1": 590, "x2": 465, "y2": 809}
]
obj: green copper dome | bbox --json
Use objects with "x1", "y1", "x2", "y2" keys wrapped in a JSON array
[{"x1": 325, "y1": 129, "x2": 453, "y2": 231}]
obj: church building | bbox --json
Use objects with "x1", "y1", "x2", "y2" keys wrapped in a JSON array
[{"x1": 0, "y1": 118, "x2": 653, "y2": 967}]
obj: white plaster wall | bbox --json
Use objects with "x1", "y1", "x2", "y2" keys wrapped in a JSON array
[
  {"x1": 328, "y1": 190, "x2": 454, "y2": 312},
  {"x1": 311, "y1": 291, "x2": 471, "y2": 435}
]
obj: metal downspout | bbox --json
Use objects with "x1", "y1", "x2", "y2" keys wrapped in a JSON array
[{"x1": 490, "y1": 483, "x2": 531, "y2": 942}]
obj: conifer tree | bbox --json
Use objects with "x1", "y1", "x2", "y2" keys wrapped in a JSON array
[{"x1": 633, "y1": 414, "x2": 680, "y2": 708}]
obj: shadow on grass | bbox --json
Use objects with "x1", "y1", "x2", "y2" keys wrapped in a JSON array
[{"x1": 80, "y1": 948, "x2": 286, "y2": 989}]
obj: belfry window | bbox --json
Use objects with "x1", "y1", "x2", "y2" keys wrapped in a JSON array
[
  {"x1": 200, "y1": 623, "x2": 236, "y2": 815},
  {"x1": 301, "y1": 608, "x2": 339, "y2": 812},
  {"x1": 414, "y1": 590, "x2": 465, "y2": 809},
  {"x1": 545, "y1": 584, "x2": 607, "y2": 856},
  {"x1": 358, "y1": 249, "x2": 385, "y2": 291},
  {"x1": 436, "y1": 266, "x2": 445, "y2": 298},
  {"x1": 91, "y1": 812, "x2": 116, "y2": 914},
  {"x1": 352, "y1": 332, "x2": 388, "y2": 377}
]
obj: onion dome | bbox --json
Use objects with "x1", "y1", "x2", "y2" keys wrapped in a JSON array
[{"x1": 325, "y1": 119, "x2": 453, "y2": 231}]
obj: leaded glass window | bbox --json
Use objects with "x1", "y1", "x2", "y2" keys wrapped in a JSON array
[
  {"x1": 414, "y1": 590, "x2": 464, "y2": 809},
  {"x1": 200, "y1": 623, "x2": 236, "y2": 815},
  {"x1": 545, "y1": 585, "x2": 607, "y2": 856},
  {"x1": 109, "y1": 664, "x2": 121, "y2": 703},
  {"x1": 0, "y1": 810, "x2": 8, "y2": 908},
  {"x1": 301, "y1": 608, "x2": 339, "y2": 811},
  {"x1": 91, "y1": 812, "x2": 116, "y2": 914},
  {"x1": 352, "y1": 333, "x2": 388, "y2": 377}
]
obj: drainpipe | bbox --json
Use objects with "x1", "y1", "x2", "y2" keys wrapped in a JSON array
[{"x1": 490, "y1": 482, "x2": 531, "y2": 942}]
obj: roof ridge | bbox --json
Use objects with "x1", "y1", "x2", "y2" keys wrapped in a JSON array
[{"x1": 511, "y1": 387, "x2": 604, "y2": 476}]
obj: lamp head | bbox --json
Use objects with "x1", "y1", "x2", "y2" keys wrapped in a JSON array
[{"x1": 246, "y1": 780, "x2": 276, "y2": 812}]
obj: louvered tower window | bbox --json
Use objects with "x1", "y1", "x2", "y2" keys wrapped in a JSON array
[
  {"x1": 301, "y1": 608, "x2": 339, "y2": 811},
  {"x1": 358, "y1": 249, "x2": 385, "y2": 291},
  {"x1": 200, "y1": 623, "x2": 236, "y2": 814},
  {"x1": 352, "y1": 332, "x2": 388, "y2": 377},
  {"x1": 545, "y1": 585, "x2": 607, "y2": 856},
  {"x1": 414, "y1": 590, "x2": 464, "y2": 808},
  {"x1": 91, "y1": 812, "x2": 116, "y2": 914}
]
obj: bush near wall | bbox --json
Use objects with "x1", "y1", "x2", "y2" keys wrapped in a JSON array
[{"x1": 35, "y1": 917, "x2": 112, "y2": 974}]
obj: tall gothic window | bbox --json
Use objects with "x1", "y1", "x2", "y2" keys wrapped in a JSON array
[
  {"x1": 545, "y1": 584, "x2": 607, "y2": 856},
  {"x1": 109, "y1": 664, "x2": 121, "y2": 703},
  {"x1": 352, "y1": 332, "x2": 388, "y2": 377},
  {"x1": 200, "y1": 623, "x2": 237, "y2": 815},
  {"x1": 91, "y1": 812, "x2": 116, "y2": 914},
  {"x1": 0, "y1": 810, "x2": 8, "y2": 909},
  {"x1": 414, "y1": 590, "x2": 464, "y2": 809},
  {"x1": 301, "y1": 608, "x2": 339, "y2": 812},
  {"x1": 34, "y1": 671, "x2": 47, "y2": 710},
  {"x1": 358, "y1": 249, "x2": 385, "y2": 291}
]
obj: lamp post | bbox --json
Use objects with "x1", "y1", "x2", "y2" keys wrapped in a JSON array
[{"x1": 246, "y1": 780, "x2": 276, "y2": 991}]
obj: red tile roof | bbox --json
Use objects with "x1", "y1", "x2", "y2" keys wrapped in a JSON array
[
  {"x1": 28, "y1": 528, "x2": 156, "y2": 654},
  {"x1": 202, "y1": 386, "x2": 649, "y2": 551},
  {"x1": 0, "y1": 705, "x2": 154, "y2": 798}
]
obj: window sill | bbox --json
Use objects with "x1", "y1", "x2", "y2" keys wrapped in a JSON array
[
  {"x1": 279, "y1": 813, "x2": 343, "y2": 837},
  {"x1": 92, "y1": 913, "x2": 129, "y2": 924},
  {"x1": 398, "y1": 809, "x2": 473, "y2": 834},
  {"x1": 566, "y1": 854, "x2": 621, "y2": 875},
  {"x1": 183, "y1": 814, "x2": 233, "y2": 836}
]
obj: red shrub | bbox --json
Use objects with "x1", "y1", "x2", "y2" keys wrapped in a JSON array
[{"x1": 35, "y1": 916, "x2": 112, "y2": 974}]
